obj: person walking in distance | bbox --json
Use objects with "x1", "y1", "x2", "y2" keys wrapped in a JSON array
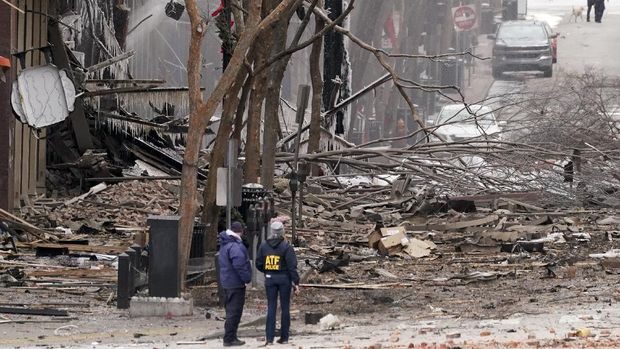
[
  {"x1": 256, "y1": 221, "x2": 300, "y2": 345},
  {"x1": 218, "y1": 221, "x2": 252, "y2": 347},
  {"x1": 594, "y1": 0, "x2": 606, "y2": 23},
  {"x1": 587, "y1": 0, "x2": 595, "y2": 21}
]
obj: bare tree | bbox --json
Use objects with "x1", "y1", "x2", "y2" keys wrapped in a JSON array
[
  {"x1": 183, "y1": 0, "x2": 492, "y2": 280},
  {"x1": 260, "y1": 2, "x2": 298, "y2": 189},
  {"x1": 179, "y1": 0, "x2": 298, "y2": 286}
]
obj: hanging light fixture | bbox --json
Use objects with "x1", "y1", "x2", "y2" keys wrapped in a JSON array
[{"x1": 165, "y1": 0, "x2": 185, "y2": 20}]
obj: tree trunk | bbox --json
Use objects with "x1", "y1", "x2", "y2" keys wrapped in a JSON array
[
  {"x1": 232, "y1": 74, "x2": 252, "y2": 142},
  {"x1": 260, "y1": 5, "x2": 293, "y2": 189},
  {"x1": 308, "y1": 8, "x2": 325, "y2": 176},
  {"x1": 201, "y1": 69, "x2": 248, "y2": 252},
  {"x1": 202, "y1": 72, "x2": 252, "y2": 253},
  {"x1": 243, "y1": 38, "x2": 269, "y2": 184}
]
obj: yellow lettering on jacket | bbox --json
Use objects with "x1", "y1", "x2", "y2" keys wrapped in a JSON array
[{"x1": 264, "y1": 255, "x2": 281, "y2": 271}]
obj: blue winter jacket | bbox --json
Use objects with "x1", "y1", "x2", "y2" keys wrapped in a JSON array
[{"x1": 218, "y1": 231, "x2": 252, "y2": 289}]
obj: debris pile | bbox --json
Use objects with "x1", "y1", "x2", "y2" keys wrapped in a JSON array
[{"x1": 22, "y1": 180, "x2": 180, "y2": 232}]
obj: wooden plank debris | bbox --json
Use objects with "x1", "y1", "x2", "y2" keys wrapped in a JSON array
[
  {"x1": 444, "y1": 215, "x2": 499, "y2": 231},
  {"x1": 64, "y1": 183, "x2": 107, "y2": 205},
  {"x1": 28, "y1": 269, "x2": 117, "y2": 280},
  {"x1": 17, "y1": 242, "x2": 126, "y2": 254},
  {"x1": 0, "y1": 208, "x2": 53, "y2": 241},
  {"x1": 403, "y1": 238, "x2": 437, "y2": 258},
  {"x1": 406, "y1": 215, "x2": 499, "y2": 231},
  {"x1": 86, "y1": 50, "x2": 135, "y2": 73},
  {"x1": 299, "y1": 282, "x2": 410, "y2": 290},
  {"x1": 0, "y1": 306, "x2": 68, "y2": 317}
]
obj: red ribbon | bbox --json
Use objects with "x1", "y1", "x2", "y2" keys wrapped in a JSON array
[{"x1": 211, "y1": 0, "x2": 225, "y2": 17}]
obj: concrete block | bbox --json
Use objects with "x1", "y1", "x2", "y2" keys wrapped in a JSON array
[{"x1": 129, "y1": 296, "x2": 193, "y2": 318}]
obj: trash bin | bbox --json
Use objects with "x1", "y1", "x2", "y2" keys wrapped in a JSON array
[
  {"x1": 190, "y1": 223, "x2": 206, "y2": 259},
  {"x1": 441, "y1": 51, "x2": 458, "y2": 87},
  {"x1": 239, "y1": 183, "x2": 269, "y2": 222},
  {"x1": 187, "y1": 223, "x2": 207, "y2": 286}
]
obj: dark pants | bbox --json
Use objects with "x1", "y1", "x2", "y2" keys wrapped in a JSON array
[
  {"x1": 265, "y1": 274, "x2": 292, "y2": 342},
  {"x1": 587, "y1": 0, "x2": 595, "y2": 20},
  {"x1": 594, "y1": 0, "x2": 605, "y2": 22},
  {"x1": 224, "y1": 287, "x2": 246, "y2": 343}
]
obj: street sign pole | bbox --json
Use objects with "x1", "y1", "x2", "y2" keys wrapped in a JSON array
[
  {"x1": 456, "y1": 31, "x2": 460, "y2": 87},
  {"x1": 226, "y1": 139, "x2": 238, "y2": 230}
]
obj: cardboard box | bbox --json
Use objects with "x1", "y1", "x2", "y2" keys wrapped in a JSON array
[
  {"x1": 378, "y1": 231, "x2": 406, "y2": 256},
  {"x1": 380, "y1": 226, "x2": 406, "y2": 237}
]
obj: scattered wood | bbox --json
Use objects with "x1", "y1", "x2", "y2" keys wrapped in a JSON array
[
  {"x1": 444, "y1": 215, "x2": 500, "y2": 231},
  {"x1": 500, "y1": 198, "x2": 545, "y2": 212},
  {"x1": 0, "y1": 260, "x2": 78, "y2": 269},
  {"x1": 299, "y1": 282, "x2": 410, "y2": 290},
  {"x1": 16, "y1": 242, "x2": 126, "y2": 255},
  {"x1": 374, "y1": 268, "x2": 398, "y2": 279},
  {"x1": 28, "y1": 269, "x2": 116, "y2": 280},
  {"x1": 86, "y1": 50, "x2": 135, "y2": 73},
  {"x1": 404, "y1": 238, "x2": 436, "y2": 258},
  {"x1": 0, "y1": 208, "x2": 53, "y2": 241}
]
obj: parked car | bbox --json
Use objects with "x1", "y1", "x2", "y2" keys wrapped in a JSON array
[
  {"x1": 489, "y1": 20, "x2": 555, "y2": 78},
  {"x1": 429, "y1": 104, "x2": 504, "y2": 142},
  {"x1": 543, "y1": 22, "x2": 559, "y2": 63}
]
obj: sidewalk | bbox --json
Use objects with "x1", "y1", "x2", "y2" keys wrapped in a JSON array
[
  {"x1": 17, "y1": 301, "x2": 620, "y2": 348},
  {"x1": 436, "y1": 33, "x2": 495, "y2": 106},
  {"x1": 461, "y1": 33, "x2": 495, "y2": 104}
]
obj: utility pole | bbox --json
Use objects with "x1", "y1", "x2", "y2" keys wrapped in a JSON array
[{"x1": 290, "y1": 85, "x2": 311, "y2": 246}]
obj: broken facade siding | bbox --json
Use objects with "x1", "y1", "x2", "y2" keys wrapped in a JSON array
[
  {"x1": 0, "y1": 0, "x2": 50, "y2": 210},
  {"x1": 0, "y1": 3, "x2": 14, "y2": 210}
]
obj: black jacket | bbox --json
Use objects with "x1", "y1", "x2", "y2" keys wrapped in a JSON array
[{"x1": 256, "y1": 237, "x2": 300, "y2": 285}]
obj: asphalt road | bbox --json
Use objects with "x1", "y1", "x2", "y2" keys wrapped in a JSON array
[
  {"x1": 485, "y1": 2, "x2": 620, "y2": 121},
  {"x1": 526, "y1": 0, "x2": 620, "y2": 77},
  {"x1": 554, "y1": 16, "x2": 620, "y2": 76}
]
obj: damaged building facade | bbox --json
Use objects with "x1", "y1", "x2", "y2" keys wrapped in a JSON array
[
  {"x1": 0, "y1": 0, "x2": 509, "y2": 212},
  {"x1": 0, "y1": 0, "x2": 208, "y2": 211}
]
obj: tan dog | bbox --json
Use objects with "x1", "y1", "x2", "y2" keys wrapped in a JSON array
[{"x1": 571, "y1": 6, "x2": 584, "y2": 22}]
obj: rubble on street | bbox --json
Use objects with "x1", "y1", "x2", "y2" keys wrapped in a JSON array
[{"x1": 0, "y1": 172, "x2": 618, "y2": 347}]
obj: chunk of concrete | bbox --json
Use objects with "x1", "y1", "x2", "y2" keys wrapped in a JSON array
[{"x1": 129, "y1": 296, "x2": 193, "y2": 318}]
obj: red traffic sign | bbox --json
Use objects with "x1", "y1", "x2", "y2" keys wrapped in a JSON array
[{"x1": 452, "y1": 5, "x2": 477, "y2": 32}]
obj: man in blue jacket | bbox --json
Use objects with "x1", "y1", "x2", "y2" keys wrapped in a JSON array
[
  {"x1": 218, "y1": 221, "x2": 252, "y2": 347},
  {"x1": 256, "y1": 221, "x2": 300, "y2": 345},
  {"x1": 587, "y1": 0, "x2": 596, "y2": 21}
]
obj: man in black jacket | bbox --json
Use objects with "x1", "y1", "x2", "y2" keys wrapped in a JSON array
[
  {"x1": 587, "y1": 0, "x2": 596, "y2": 21},
  {"x1": 594, "y1": 0, "x2": 606, "y2": 22},
  {"x1": 256, "y1": 221, "x2": 300, "y2": 345}
]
